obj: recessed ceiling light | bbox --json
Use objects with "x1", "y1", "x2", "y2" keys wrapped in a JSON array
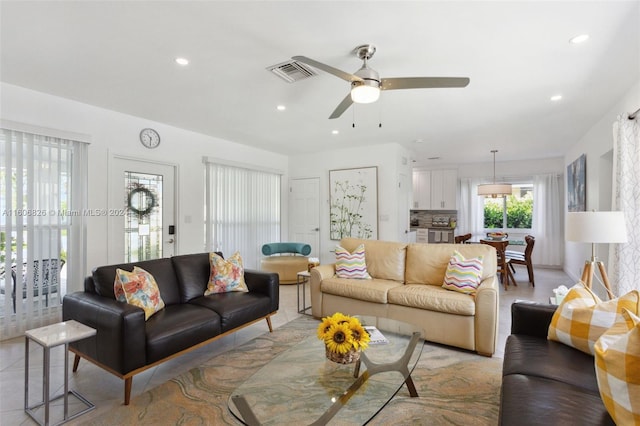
[
  {"x1": 175, "y1": 57, "x2": 189, "y2": 66},
  {"x1": 276, "y1": 105, "x2": 286, "y2": 111},
  {"x1": 550, "y1": 94, "x2": 563, "y2": 101},
  {"x1": 332, "y1": 130, "x2": 339, "y2": 135},
  {"x1": 569, "y1": 34, "x2": 589, "y2": 44}
]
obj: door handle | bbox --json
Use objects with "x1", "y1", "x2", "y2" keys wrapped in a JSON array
[
  {"x1": 313, "y1": 228, "x2": 319, "y2": 231},
  {"x1": 166, "y1": 238, "x2": 174, "y2": 244}
]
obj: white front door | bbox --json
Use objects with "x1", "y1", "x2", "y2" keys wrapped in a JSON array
[
  {"x1": 109, "y1": 157, "x2": 176, "y2": 263},
  {"x1": 289, "y1": 178, "x2": 320, "y2": 257}
]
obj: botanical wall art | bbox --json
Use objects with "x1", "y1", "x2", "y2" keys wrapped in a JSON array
[
  {"x1": 567, "y1": 154, "x2": 586, "y2": 212},
  {"x1": 329, "y1": 166, "x2": 378, "y2": 240}
]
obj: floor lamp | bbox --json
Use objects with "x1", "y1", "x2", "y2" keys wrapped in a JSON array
[{"x1": 566, "y1": 211, "x2": 628, "y2": 300}]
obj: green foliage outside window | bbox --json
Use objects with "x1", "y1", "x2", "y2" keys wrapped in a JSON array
[{"x1": 484, "y1": 195, "x2": 533, "y2": 229}]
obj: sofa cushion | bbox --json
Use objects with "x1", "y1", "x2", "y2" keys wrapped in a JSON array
[
  {"x1": 594, "y1": 309, "x2": 640, "y2": 425},
  {"x1": 117, "y1": 267, "x2": 165, "y2": 320},
  {"x1": 441, "y1": 250, "x2": 484, "y2": 294},
  {"x1": 145, "y1": 304, "x2": 221, "y2": 364},
  {"x1": 503, "y1": 334, "x2": 600, "y2": 394},
  {"x1": 405, "y1": 243, "x2": 496, "y2": 285},
  {"x1": 172, "y1": 252, "x2": 213, "y2": 303},
  {"x1": 387, "y1": 284, "x2": 476, "y2": 316},
  {"x1": 335, "y1": 244, "x2": 371, "y2": 279},
  {"x1": 548, "y1": 283, "x2": 640, "y2": 355},
  {"x1": 261, "y1": 242, "x2": 311, "y2": 256},
  {"x1": 205, "y1": 252, "x2": 249, "y2": 295},
  {"x1": 321, "y1": 277, "x2": 403, "y2": 304},
  {"x1": 92, "y1": 258, "x2": 181, "y2": 305},
  {"x1": 339, "y1": 238, "x2": 406, "y2": 282},
  {"x1": 189, "y1": 292, "x2": 272, "y2": 332},
  {"x1": 500, "y1": 374, "x2": 614, "y2": 426}
]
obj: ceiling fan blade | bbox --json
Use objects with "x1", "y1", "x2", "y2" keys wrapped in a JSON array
[
  {"x1": 329, "y1": 93, "x2": 354, "y2": 119},
  {"x1": 292, "y1": 55, "x2": 364, "y2": 83},
  {"x1": 381, "y1": 77, "x2": 470, "y2": 91}
]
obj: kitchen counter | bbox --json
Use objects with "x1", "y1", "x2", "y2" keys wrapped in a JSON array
[
  {"x1": 411, "y1": 227, "x2": 456, "y2": 244},
  {"x1": 410, "y1": 226, "x2": 457, "y2": 231}
]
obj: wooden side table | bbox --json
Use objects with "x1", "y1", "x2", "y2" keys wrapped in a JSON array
[
  {"x1": 25, "y1": 320, "x2": 96, "y2": 425},
  {"x1": 296, "y1": 270, "x2": 312, "y2": 315}
]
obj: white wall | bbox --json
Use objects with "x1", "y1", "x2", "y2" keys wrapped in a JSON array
[
  {"x1": 563, "y1": 79, "x2": 640, "y2": 296},
  {"x1": 289, "y1": 143, "x2": 412, "y2": 264},
  {"x1": 0, "y1": 83, "x2": 289, "y2": 289}
]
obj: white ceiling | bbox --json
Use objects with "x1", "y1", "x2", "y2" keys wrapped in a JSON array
[{"x1": 1, "y1": 1, "x2": 639, "y2": 165}]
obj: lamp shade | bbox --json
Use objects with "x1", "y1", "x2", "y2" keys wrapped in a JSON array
[
  {"x1": 566, "y1": 211, "x2": 628, "y2": 243},
  {"x1": 477, "y1": 183, "x2": 512, "y2": 197},
  {"x1": 350, "y1": 84, "x2": 380, "y2": 104}
]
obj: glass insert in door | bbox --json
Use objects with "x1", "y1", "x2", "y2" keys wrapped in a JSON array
[{"x1": 125, "y1": 172, "x2": 162, "y2": 262}]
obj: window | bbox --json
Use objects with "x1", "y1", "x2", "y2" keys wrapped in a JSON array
[
  {"x1": 0, "y1": 127, "x2": 88, "y2": 338},
  {"x1": 204, "y1": 160, "x2": 281, "y2": 269},
  {"x1": 484, "y1": 183, "x2": 533, "y2": 230}
]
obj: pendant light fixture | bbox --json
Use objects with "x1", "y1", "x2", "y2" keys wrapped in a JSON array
[{"x1": 477, "y1": 150, "x2": 512, "y2": 198}]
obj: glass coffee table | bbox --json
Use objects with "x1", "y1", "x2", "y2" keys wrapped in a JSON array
[{"x1": 229, "y1": 316, "x2": 424, "y2": 425}]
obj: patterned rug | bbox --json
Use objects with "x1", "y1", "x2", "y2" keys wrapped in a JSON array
[{"x1": 82, "y1": 316, "x2": 502, "y2": 425}]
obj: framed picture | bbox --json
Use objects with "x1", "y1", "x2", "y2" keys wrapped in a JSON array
[
  {"x1": 567, "y1": 154, "x2": 586, "y2": 212},
  {"x1": 329, "y1": 167, "x2": 378, "y2": 240}
]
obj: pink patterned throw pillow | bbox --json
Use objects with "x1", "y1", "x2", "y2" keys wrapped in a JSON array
[
  {"x1": 205, "y1": 252, "x2": 249, "y2": 295},
  {"x1": 442, "y1": 250, "x2": 484, "y2": 294},
  {"x1": 115, "y1": 267, "x2": 165, "y2": 320},
  {"x1": 335, "y1": 244, "x2": 371, "y2": 279}
]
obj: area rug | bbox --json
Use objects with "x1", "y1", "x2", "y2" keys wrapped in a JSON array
[{"x1": 82, "y1": 316, "x2": 502, "y2": 425}]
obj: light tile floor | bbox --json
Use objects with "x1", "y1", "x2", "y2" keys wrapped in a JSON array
[{"x1": 0, "y1": 266, "x2": 574, "y2": 425}]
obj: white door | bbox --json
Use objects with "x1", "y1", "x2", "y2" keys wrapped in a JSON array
[
  {"x1": 398, "y1": 173, "x2": 411, "y2": 242},
  {"x1": 109, "y1": 157, "x2": 176, "y2": 263},
  {"x1": 289, "y1": 178, "x2": 320, "y2": 257}
]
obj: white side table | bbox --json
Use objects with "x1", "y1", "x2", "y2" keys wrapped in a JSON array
[
  {"x1": 296, "y1": 270, "x2": 312, "y2": 315},
  {"x1": 25, "y1": 320, "x2": 96, "y2": 426}
]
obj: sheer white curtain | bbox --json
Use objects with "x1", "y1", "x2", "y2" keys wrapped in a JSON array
[
  {"x1": 0, "y1": 125, "x2": 88, "y2": 339},
  {"x1": 610, "y1": 114, "x2": 640, "y2": 295},
  {"x1": 532, "y1": 173, "x2": 563, "y2": 266},
  {"x1": 204, "y1": 159, "x2": 281, "y2": 269},
  {"x1": 458, "y1": 177, "x2": 485, "y2": 235}
]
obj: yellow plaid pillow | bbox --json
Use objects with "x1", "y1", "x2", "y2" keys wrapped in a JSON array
[
  {"x1": 594, "y1": 309, "x2": 640, "y2": 425},
  {"x1": 548, "y1": 283, "x2": 640, "y2": 355}
]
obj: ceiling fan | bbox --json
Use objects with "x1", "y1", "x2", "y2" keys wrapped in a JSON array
[{"x1": 293, "y1": 44, "x2": 470, "y2": 119}]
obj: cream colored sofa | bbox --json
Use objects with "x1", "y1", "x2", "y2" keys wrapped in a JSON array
[{"x1": 310, "y1": 238, "x2": 499, "y2": 356}]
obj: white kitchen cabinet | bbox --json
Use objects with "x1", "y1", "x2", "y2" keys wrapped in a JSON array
[
  {"x1": 428, "y1": 229, "x2": 454, "y2": 243},
  {"x1": 415, "y1": 228, "x2": 429, "y2": 243},
  {"x1": 412, "y1": 170, "x2": 431, "y2": 209},
  {"x1": 430, "y1": 169, "x2": 458, "y2": 210}
]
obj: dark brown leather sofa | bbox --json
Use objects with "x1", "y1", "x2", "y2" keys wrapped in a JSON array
[
  {"x1": 499, "y1": 302, "x2": 614, "y2": 425},
  {"x1": 62, "y1": 252, "x2": 279, "y2": 405}
]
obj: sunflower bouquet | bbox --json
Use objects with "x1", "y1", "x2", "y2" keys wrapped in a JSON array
[{"x1": 317, "y1": 312, "x2": 370, "y2": 364}]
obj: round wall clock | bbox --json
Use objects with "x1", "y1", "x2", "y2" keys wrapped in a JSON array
[{"x1": 139, "y1": 128, "x2": 160, "y2": 149}]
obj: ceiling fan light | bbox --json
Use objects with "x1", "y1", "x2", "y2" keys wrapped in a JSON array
[
  {"x1": 477, "y1": 183, "x2": 513, "y2": 198},
  {"x1": 351, "y1": 84, "x2": 380, "y2": 104}
]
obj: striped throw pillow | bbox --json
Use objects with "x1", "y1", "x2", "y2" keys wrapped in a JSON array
[
  {"x1": 441, "y1": 250, "x2": 484, "y2": 294},
  {"x1": 548, "y1": 283, "x2": 640, "y2": 355},
  {"x1": 335, "y1": 244, "x2": 371, "y2": 279},
  {"x1": 594, "y1": 309, "x2": 640, "y2": 425}
]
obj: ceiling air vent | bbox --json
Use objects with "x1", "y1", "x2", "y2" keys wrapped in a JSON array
[{"x1": 267, "y1": 60, "x2": 317, "y2": 83}]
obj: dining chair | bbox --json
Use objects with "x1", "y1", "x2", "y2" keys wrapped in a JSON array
[
  {"x1": 9, "y1": 259, "x2": 65, "y2": 313},
  {"x1": 454, "y1": 233, "x2": 472, "y2": 244},
  {"x1": 506, "y1": 235, "x2": 535, "y2": 286},
  {"x1": 480, "y1": 239, "x2": 516, "y2": 290}
]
